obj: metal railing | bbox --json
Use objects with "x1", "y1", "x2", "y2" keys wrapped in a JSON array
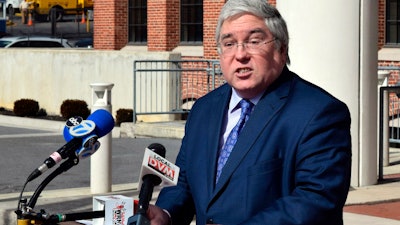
[
  {"x1": 133, "y1": 60, "x2": 224, "y2": 122},
  {"x1": 378, "y1": 66, "x2": 400, "y2": 181},
  {"x1": 132, "y1": 63, "x2": 399, "y2": 181}
]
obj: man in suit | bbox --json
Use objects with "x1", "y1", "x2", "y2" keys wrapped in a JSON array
[{"x1": 147, "y1": 0, "x2": 352, "y2": 224}]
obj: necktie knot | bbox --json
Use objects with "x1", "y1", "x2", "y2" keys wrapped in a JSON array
[
  {"x1": 240, "y1": 98, "x2": 251, "y2": 109},
  {"x1": 239, "y1": 99, "x2": 253, "y2": 123}
]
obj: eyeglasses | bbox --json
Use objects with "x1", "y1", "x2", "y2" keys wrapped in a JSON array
[{"x1": 218, "y1": 38, "x2": 277, "y2": 56}]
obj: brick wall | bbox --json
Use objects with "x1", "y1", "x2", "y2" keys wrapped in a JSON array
[
  {"x1": 378, "y1": 0, "x2": 400, "y2": 89},
  {"x1": 378, "y1": 0, "x2": 385, "y2": 50},
  {"x1": 148, "y1": 0, "x2": 180, "y2": 51},
  {"x1": 93, "y1": 0, "x2": 128, "y2": 50},
  {"x1": 203, "y1": 0, "x2": 226, "y2": 60},
  {"x1": 94, "y1": 0, "x2": 275, "y2": 51},
  {"x1": 380, "y1": 61, "x2": 400, "y2": 86},
  {"x1": 180, "y1": 61, "x2": 224, "y2": 101}
]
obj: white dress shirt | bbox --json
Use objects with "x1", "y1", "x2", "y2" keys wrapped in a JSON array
[{"x1": 219, "y1": 89, "x2": 262, "y2": 150}]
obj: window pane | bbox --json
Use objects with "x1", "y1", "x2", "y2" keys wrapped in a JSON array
[
  {"x1": 181, "y1": 0, "x2": 203, "y2": 43},
  {"x1": 10, "y1": 41, "x2": 29, "y2": 47},
  {"x1": 386, "y1": 0, "x2": 400, "y2": 45},
  {"x1": 388, "y1": 0, "x2": 398, "y2": 20},
  {"x1": 128, "y1": 0, "x2": 147, "y2": 43},
  {"x1": 387, "y1": 22, "x2": 397, "y2": 43}
]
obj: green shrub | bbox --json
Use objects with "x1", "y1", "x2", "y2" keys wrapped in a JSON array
[
  {"x1": 37, "y1": 108, "x2": 48, "y2": 117},
  {"x1": 13, "y1": 99, "x2": 40, "y2": 117},
  {"x1": 60, "y1": 99, "x2": 90, "y2": 120},
  {"x1": 116, "y1": 108, "x2": 133, "y2": 126}
]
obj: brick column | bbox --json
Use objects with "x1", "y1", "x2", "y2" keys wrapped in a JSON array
[
  {"x1": 203, "y1": 0, "x2": 225, "y2": 59},
  {"x1": 378, "y1": 0, "x2": 385, "y2": 49},
  {"x1": 93, "y1": 0, "x2": 128, "y2": 50},
  {"x1": 148, "y1": 0, "x2": 180, "y2": 51}
]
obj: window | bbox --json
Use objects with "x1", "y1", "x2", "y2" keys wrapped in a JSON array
[
  {"x1": 181, "y1": 0, "x2": 203, "y2": 44},
  {"x1": 386, "y1": 0, "x2": 400, "y2": 46},
  {"x1": 29, "y1": 41, "x2": 64, "y2": 47},
  {"x1": 9, "y1": 41, "x2": 30, "y2": 47},
  {"x1": 8, "y1": 40, "x2": 66, "y2": 48},
  {"x1": 128, "y1": 0, "x2": 147, "y2": 43}
]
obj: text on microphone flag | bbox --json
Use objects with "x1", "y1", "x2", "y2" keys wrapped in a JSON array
[{"x1": 147, "y1": 156, "x2": 175, "y2": 181}]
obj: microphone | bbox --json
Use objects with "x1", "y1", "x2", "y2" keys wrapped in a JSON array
[
  {"x1": 27, "y1": 109, "x2": 114, "y2": 182},
  {"x1": 63, "y1": 109, "x2": 114, "y2": 159},
  {"x1": 128, "y1": 143, "x2": 180, "y2": 225}
]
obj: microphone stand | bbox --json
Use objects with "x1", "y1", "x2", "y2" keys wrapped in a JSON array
[
  {"x1": 43, "y1": 210, "x2": 105, "y2": 224},
  {"x1": 16, "y1": 156, "x2": 80, "y2": 223},
  {"x1": 28, "y1": 156, "x2": 80, "y2": 209},
  {"x1": 16, "y1": 155, "x2": 107, "y2": 225}
]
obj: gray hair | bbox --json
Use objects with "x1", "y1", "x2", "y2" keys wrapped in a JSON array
[{"x1": 216, "y1": 0, "x2": 290, "y2": 64}]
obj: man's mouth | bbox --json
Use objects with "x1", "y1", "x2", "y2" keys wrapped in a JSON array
[{"x1": 237, "y1": 68, "x2": 252, "y2": 74}]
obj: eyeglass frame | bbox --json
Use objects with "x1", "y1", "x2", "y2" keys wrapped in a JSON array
[{"x1": 217, "y1": 38, "x2": 277, "y2": 55}]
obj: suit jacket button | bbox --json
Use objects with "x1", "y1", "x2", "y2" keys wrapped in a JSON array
[{"x1": 206, "y1": 218, "x2": 214, "y2": 224}]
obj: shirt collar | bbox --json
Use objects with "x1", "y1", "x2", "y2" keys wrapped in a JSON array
[{"x1": 228, "y1": 88, "x2": 262, "y2": 113}]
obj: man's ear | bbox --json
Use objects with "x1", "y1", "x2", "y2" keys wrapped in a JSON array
[{"x1": 280, "y1": 45, "x2": 289, "y2": 65}]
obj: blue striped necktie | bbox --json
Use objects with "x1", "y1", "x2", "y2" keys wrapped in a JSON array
[{"x1": 216, "y1": 99, "x2": 253, "y2": 183}]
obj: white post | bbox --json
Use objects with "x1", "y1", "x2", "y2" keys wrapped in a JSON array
[
  {"x1": 90, "y1": 82, "x2": 114, "y2": 194},
  {"x1": 378, "y1": 71, "x2": 390, "y2": 166}
]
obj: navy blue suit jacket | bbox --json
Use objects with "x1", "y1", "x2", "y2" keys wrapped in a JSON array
[{"x1": 156, "y1": 67, "x2": 352, "y2": 225}]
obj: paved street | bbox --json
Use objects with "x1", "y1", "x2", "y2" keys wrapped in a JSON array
[
  {"x1": 0, "y1": 124, "x2": 181, "y2": 195},
  {"x1": 2, "y1": 117, "x2": 400, "y2": 224},
  {"x1": 1, "y1": 10, "x2": 93, "y2": 43}
]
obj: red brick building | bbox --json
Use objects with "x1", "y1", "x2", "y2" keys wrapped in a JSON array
[
  {"x1": 93, "y1": 0, "x2": 275, "y2": 59},
  {"x1": 93, "y1": 0, "x2": 398, "y2": 82},
  {"x1": 378, "y1": 0, "x2": 400, "y2": 85},
  {"x1": 94, "y1": 0, "x2": 394, "y2": 65},
  {"x1": 92, "y1": 0, "x2": 400, "y2": 113}
]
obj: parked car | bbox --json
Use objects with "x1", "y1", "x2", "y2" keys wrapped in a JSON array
[
  {"x1": 74, "y1": 37, "x2": 93, "y2": 48},
  {"x1": 0, "y1": 36, "x2": 72, "y2": 48}
]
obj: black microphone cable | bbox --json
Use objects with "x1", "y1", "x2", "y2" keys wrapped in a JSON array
[
  {"x1": 16, "y1": 179, "x2": 28, "y2": 214},
  {"x1": 27, "y1": 156, "x2": 79, "y2": 209}
]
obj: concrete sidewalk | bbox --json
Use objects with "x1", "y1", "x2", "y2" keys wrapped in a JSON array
[
  {"x1": 0, "y1": 114, "x2": 185, "y2": 139},
  {"x1": 0, "y1": 183, "x2": 400, "y2": 225},
  {"x1": 1, "y1": 116, "x2": 400, "y2": 224},
  {"x1": 2, "y1": 181, "x2": 400, "y2": 225}
]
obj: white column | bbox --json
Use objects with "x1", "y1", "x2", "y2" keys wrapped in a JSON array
[
  {"x1": 277, "y1": 0, "x2": 378, "y2": 186},
  {"x1": 90, "y1": 82, "x2": 114, "y2": 193}
]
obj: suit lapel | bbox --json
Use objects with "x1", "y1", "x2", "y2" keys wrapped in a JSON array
[
  {"x1": 210, "y1": 69, "x2": 294, "y2": 202},
  {"x1": 205, "y1": 86, "x2": 232, "y2": 198}
]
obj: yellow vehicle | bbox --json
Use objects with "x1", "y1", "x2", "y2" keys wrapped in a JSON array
[{"x1": 26, "y1": 0, "x2": 93, "y2": 21}]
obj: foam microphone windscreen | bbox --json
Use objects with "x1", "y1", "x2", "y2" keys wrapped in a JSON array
[
  {"x1": 63, "y1": 109, "x2": 115, "y2": 141},
  {"x1": 86, "y1": 109, "x2": 115, "y2": 137}
]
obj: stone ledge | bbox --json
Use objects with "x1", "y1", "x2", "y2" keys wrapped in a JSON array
[{"x1": 120, "y1": 121, "x2": 185, "y2": 139}]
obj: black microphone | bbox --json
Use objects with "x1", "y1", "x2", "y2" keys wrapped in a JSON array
[
  {"x1": 27, "y1": 109, "x2": 114, "y2": 182},
  {"x1": 128, "y1": 143, "x2": 166, "y2": 225},
  {"x1": 27, "y1": 138, "x2": 81, "y2": 182}
]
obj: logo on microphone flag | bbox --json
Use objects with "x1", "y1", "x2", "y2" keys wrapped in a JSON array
[
  {"x1": 147, "y1": 155, "x2": 175, "y2": 181},
  {"x1": 138, "y1": 148, "x2": 180, "y2": 191}
]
